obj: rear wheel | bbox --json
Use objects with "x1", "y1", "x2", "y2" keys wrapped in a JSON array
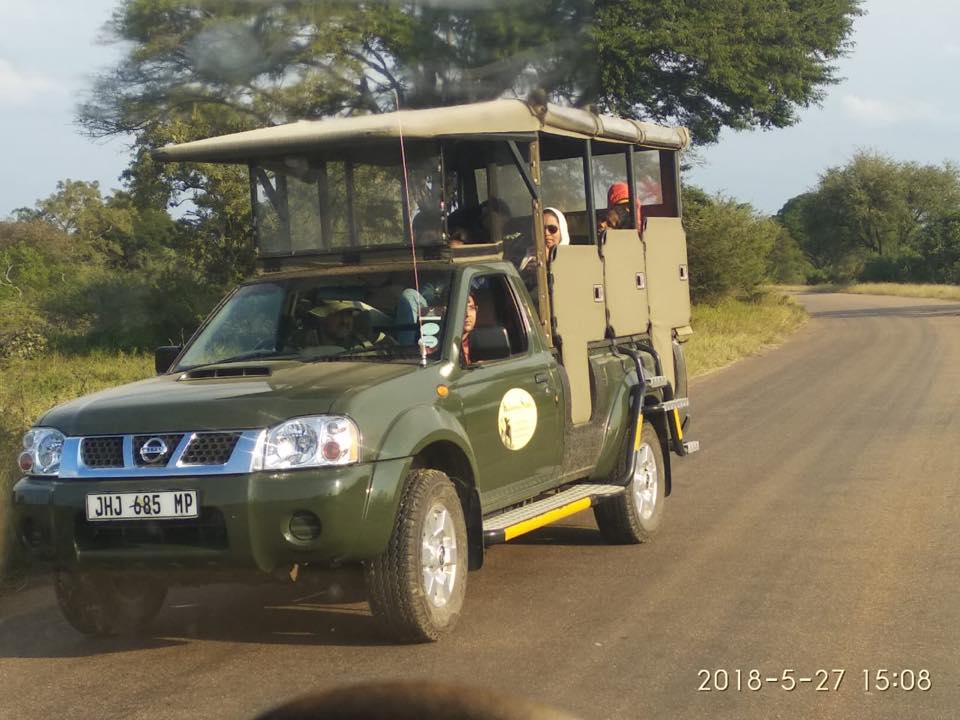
[
  {"x1": 54, "y1": 570, "x2": 167, "y2": 636},
  {"x1": 594, "y1": 420, "x2": 666, "y2": 544},
  {"x1": 364, "y1": 469, "x2": 467, "y2": 642}
]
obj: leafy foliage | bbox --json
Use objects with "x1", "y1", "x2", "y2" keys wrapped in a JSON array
[
  {"x1": 4, "y1": 184, "x2": 230, "y2": 353},
  {"x1": 683, "y1": 188, "x2": 778, "y2": 303},
  {"x1": 80, "y1": 0, "x2": 862, "y2": 145},
  {"x1": 778, "y1": 152, "x2": 960, "y2": 283}
]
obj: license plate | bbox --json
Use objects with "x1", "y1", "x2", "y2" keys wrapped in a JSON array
[{"x1": 86, "y1": 491, "x2": 199, "y2": 521}]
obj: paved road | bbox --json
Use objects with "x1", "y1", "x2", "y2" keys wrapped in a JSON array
[{"x1": 2, "y1": 292, "x2": 958, "y2": 720}]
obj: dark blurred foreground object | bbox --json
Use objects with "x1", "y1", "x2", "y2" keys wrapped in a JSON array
[{"x1": 255, "y1": 681, "x2": 580, "y2": 720}]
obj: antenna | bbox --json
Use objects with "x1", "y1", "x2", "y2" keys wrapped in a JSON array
[{"x1": 394, "y1": 90, "x2": 428, "y2": 367}]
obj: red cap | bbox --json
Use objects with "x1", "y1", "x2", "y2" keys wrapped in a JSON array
[{"x1": 607, "y1": 182, "x2": 630, "y2": 208}]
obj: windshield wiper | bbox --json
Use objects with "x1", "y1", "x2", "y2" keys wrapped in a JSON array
[
  {"x1": 178, "y1": 350, "x2": 299, "y2": 372},
  {"x1": 307, "y1": 346, "x2": 422, "y2": 363}
]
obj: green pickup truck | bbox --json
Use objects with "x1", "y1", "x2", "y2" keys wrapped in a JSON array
[{"x1": 13, "y1": 98, "x2": 698, "y2": 642}]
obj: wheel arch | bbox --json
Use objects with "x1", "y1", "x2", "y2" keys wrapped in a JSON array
[
  {"x1": 642, "y1": 406, "x2": 673, "y2": 497},
  {"x1": 411, "y1": 440, "x2": 484, "y2": 571}
]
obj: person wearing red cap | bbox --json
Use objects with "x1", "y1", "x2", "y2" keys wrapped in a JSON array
[{"x1": 602, "y1": 181, "x2": 642, "y2": 235}]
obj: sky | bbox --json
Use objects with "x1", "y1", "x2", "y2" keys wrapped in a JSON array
[{"x1": 1, "y1": 0, "x2": 959, "y2": 218}]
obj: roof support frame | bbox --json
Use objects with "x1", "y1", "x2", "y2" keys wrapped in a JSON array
[
  {"x1": 583, "y1": 139, "x2": 597, "y2": 244},
  {"x1": 507, "y1": 140, "x2": 539, "y2": 201}
]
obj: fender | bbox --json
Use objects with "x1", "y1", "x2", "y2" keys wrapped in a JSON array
[
  {"x1": 376, "y1": 403, "x2": 480, "y2": 477},
  {"x1": 356, "y1": 404, "x2": 481, "y2": 558},
  {"x1": 591, "y1": 367, "x2": 635, "y2": 480}
]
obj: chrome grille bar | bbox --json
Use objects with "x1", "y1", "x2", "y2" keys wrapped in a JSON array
[{"x1": 60, "y1": 430, "x2": 265, "y2": 479}]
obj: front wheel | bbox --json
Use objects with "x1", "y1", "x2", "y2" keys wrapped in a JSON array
[
  {"x1": 594, "y1": 420, "x2": 666, "y2": 544},
  {"x1": 54, "y1": 570, "x2": 167, "y2": 636},
  {"x1": 364, "y1": 469, "x2": 468, "y2": 642}
]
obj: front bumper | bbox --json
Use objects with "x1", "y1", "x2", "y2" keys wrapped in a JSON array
[{"x1": 12, "y1": 457, "x2": 411, "y2": 575}]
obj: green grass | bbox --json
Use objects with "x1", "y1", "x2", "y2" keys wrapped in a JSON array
[
  {"x1": 685, "y1": 294, "x2": 808, "y2": 378},
  {"x1": 844, "y1": 282, "x2": 960, "y2": 301},
  {"x1": 0, "y1": 352, "x2": 153, "y2": 580},
  {"x1": 773, "y1": 282, "x2": 960, "y2": 301}
]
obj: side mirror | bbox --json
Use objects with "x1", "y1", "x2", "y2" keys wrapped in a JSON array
[
  {"x1": 469, "y1": 326, "x2": 511, "y2": 362},
  {"x1": 155, "y1": 346, "x2": 182, "y2": 374}
]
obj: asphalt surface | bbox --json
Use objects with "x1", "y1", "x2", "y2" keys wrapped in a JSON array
[{"x1": 1, "y1": 292, "x2": 958, "y2": 720}]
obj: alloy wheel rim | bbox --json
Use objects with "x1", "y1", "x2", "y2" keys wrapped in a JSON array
[
  {"x1": 632, "y1": 442, "x2": 659, "y2": 521},
  {"x1": 421, "y1": 501, "x2": 459, "y2": 608}
]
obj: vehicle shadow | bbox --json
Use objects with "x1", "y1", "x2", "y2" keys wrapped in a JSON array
[
  {"x1": 509, "y1": 524, "x2": 604, "y2": 546},
  {"x1": 0, "y1": 575, "x2": 399, "y2": 658},
  {"x1": 810, "y1": 304, "x2": 960, "y2": 320}
]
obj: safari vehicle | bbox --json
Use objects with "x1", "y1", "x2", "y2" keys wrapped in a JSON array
[{"x1": 13, "y1": 98, "x2": 698, "y2": 642}]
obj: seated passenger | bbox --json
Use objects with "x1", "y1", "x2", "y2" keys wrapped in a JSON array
[
  {"x1": 543, "y1": 207, "x2": 570, "y2": 253},
  {"x1": 447, "y1": 205, "x2": 482, "y2": 245},
  {"x1": 411, "y1": 210, "x2": 441, "y2": 245},
  {"x1": 518, "y1": 207, "x2": 569, "y2": 272},
  {"x1": 603, "y1": 182, "x2": 642, "y2": 234},
  {"x1": 446, "y1": 199, "x2": 512, "y2": 245},
  {"x1": 461, "y1": 292, "x2": 477, "y2": 364}
]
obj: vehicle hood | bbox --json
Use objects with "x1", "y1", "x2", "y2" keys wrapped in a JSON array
[{"x1": 39, "y1": 361, "x2": 417, "y2": 436}]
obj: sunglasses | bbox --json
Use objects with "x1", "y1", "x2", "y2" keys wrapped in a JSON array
[{"x1": 544, "y1": 224, "x2": 559, "y2": 234}]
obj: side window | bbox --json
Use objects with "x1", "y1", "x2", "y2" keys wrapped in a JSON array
[
  {"x1": 469, "y1": 274, "x2": 529, "y2": 357},
  {"x1": 634, "y1": 150, "x2": 663, "y2": 205},
  {"x1": 638, "y1": 149, "x2": 680, "y2": 218}
]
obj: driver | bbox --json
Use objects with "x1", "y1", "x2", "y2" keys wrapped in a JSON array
[{"x1": 310, "y1": 300, "x2": 371, "y2": 348}]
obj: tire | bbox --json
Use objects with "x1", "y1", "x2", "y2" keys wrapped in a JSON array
[
  {"x1": 364, "y1": 469, "x2": 468, "y2": 642},
  {"x1": 594, "y1": 420, "x2": 666, "y2": 544},
  {"x1": 54, "y1": 570, "x2": 167, "y2": 636}
]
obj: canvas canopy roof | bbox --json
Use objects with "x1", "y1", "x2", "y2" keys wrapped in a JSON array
[{"x1": 153, "y1": 99, "x2": 690, "y2": 164}]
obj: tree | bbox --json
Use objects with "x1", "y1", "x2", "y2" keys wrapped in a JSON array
[
  {"x1": 81, "y1": 0, "x2": 862, "y2": 144},
  {"x1": 14, "y1": 179, "x2": 181, "y2": 271},
  {"x1": 778, "y1": 152, "x2": 960, "y2": 282}
]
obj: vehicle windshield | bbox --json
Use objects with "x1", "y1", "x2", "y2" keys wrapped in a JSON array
[{"x1": 175, "y1": 270, "x2": 454, "y2": 370}]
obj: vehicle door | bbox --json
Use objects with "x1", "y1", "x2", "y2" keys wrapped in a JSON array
[{"x1": 451, "y1": 270, "x2": 563, "y2": 512}]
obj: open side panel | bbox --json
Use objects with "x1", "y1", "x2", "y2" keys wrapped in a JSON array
[
  {"x1": 551, "y1": 246, "x2": 606, "y2": 424},
  {"x1": 602, "y1": 228, "x2": 649, "y2": 336},
  {"x1": 644, "y1": 217, "x2": 691, "y2": 389}
]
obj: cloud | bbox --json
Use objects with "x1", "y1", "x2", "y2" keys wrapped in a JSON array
[
  {"x1": 840, "y1": 94, "x2": 950, "y2": 126},
  {"x1": 0, "y1": 58, "x2": 61, "y2": 107}
]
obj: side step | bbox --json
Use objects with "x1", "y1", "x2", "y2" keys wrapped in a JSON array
[
  {"x1": 482, "y1": 484, "x2": 624, "y2": 545},
  {"x1": 646, "y1": 397, "x2": 689, "y2": 413}
]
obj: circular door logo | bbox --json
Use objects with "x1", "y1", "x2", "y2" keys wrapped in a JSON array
[
  {"x1": 498, "y1": 388, "x2": 538, "y2": 451},
  {"x1": 140, "y1": 437, "x2": 169, "y2": 464}
]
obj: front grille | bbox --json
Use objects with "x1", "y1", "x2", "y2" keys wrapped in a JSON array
[
  {"x1": 66, "y1": 428, "x2": 256, "y2": 478},
  {"x1": 81, "y1": 437, "x2": 124, "y2": 468},
  {"x1": 133, "y1": 434, "x2": 184, "y2": 467},
  {"x1": 74, "y1": 508, "x2": 229, "y2": 551},
  {"x1": 181, "y1": 433, "x2": 241, "y2": 465}
]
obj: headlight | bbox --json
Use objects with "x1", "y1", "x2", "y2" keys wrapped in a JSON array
[
  {"x1": 256, "y1": 416, "x2": 360, "y2": 470},
  {"x1": 19, "y1": 427, "x2": 65, "y2": 476}
]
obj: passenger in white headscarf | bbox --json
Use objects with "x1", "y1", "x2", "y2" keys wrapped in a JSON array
[
  {"x1": 543, "y1": 207, "x2": 570, "y2": 251},
  {"x1": 518, "y1": 206, "x2": 570, "y2": 273}
]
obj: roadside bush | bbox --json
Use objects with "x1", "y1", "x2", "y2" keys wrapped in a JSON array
[
  {"x1": 766, "y1": 225, "x2": 812, "y2": 284},
  {"x1": 685, "y1": 194, "x2": 777, "y2": 303},
  {"x1": 47, "y1": 257, "x2": 228, "y2": 351},
  {"x1": 0, "y1": 352, "x2": 154, "y2": 581}
]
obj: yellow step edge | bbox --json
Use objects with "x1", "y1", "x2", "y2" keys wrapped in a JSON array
[{"x1": 502, "y1": 497, "x2": 593, "y2": 542}]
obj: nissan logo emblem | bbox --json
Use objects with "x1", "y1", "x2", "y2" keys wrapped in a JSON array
[{"x1": 140, "y1": 437, "x2": 169, "y2": 464}]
